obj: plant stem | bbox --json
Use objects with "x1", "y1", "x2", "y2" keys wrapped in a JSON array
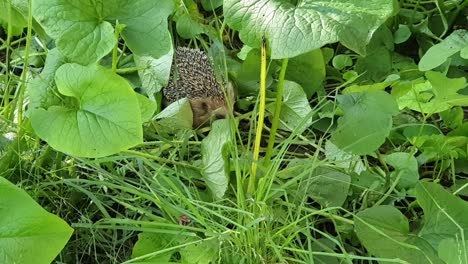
[
  {"x1": 264, "y1": 58, "x2": 288, "y2": 167},
  {"x1": 111, "y1": 21, "x2": 121, "y2": 72},
  {"x1": 248, "y1": 38, "x2": 267, "y2": 196}
]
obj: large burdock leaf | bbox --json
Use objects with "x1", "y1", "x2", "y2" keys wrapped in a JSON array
[
  {"x1": 331, "y1": 91, "x2": 399, "y2": 155},
  {"x1": 419, "y1": 30, "x2": 468, "y2": 71},
  {"x1": 355, "y1": 205, "x2": 444, "y2": 264},
  {"x1": 416, "y1": 182, "x2": 468, "y2": 251},
  {"x1": 201, "y1": 119, "x2": 232, "y2": 199},
  {"x1": 32, "y1": 0, "x2": 116, "y2": 65},
  {"x1": 30, "y1": 63, "x2": 142, "y2": 158},
  {"x1": 0, "y1": 177, "x2": 73, "y2": 264},
  {"x1": 32, "y1": 0, "x2": 174, "y2": 65},
  {"x1": 224, "y1": 0, "x2": 395, "y2": 59}
]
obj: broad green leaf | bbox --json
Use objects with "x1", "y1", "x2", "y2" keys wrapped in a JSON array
[
  {"x1": 0, "y1": 0, "x2": 27, "y2": 36},
  {"x1": 201, "y1": 119, "x2": 231, "y2": 199},
  {"x1": 236, "y1": 48, "x2": 274, "y2": 95},
  {"x1": 180, "y1": 237, "x2": 219, "y2": 264},
  {"x1": 419, "y1": 30, "x2": 468, "y2": 71},
  {"x1": 303, "y1": 167, "x2": 351, "y2": 207},
  {"x1": 440, "y1": 107, "x2": 464, "y2": 129},
  {"x1": 394, "y1": 24, "x2": 411, "y2": 44},
  {"x1": 332, "y1": 54, "x2": 353, "y2": 70},
  {"x1": 132, "y1": 232, "x2": 177, "y2": 263},
  {"x1": 30, "y1": 63, "x2": 142, "y2": 158},
  {"x1": 176, "y1": 14, "x2": 205, "y2": 39},
  {"x1": 109, "y1": 0, "x2": 174, "y2": 57},
  {"x1": 224, "y1": 0, "x2": 395, "y2": 58},
  {"x1": 355, "y1": 25, "x2": 394, "y2": 81},
  {"x1": 201, "y1": 0, "x2": 223, "y2": 11},
  {"x1": 155, "y1": 98, "x2": 193, "y2": 132},
  {"x1": 32, "y1": 0, "x2": 116, "y2": 65},
  {"x1": 0, "y1": 177, "x2": 73, "y2": 264},
  {"x1": 331, "y1": 91, "x2": 399, "y2": 155},
  {"x1": 27, "y1": 48, "x2": 66, "y2": 111},
  {"x1": 270, "y1": 80, "x2": 313, "y2": 132},
  {"x1": 135, "y1": 47, "x2": 174, "y2": 96},
  {"x1": 285, "y1": 49, "x2": 326, "y2": 98},
  {"x1": 355, "y1": 205, "x2": 444, "y2": 264},
  {"x1": 397, "y1": 71, "x2": 468, "y2": 114},
  {"x1": 438, "y1": 238, "x2": 468, "y2": 264},
  {"x1": 384, "y1": 152, "x2": 419, "y2": 190},
  {"x1": 136, "y1": 93, "x2": 157, "y2": 122},
  {"x1": 416, "y1": 182, "x2": 468, "y2": 249},
  {"x1": 33, "y1": 0, "x2": 174, "y2": 64},
  {"x1": 324, "y1": 141, "x2": 365, "y2": 174},
  {"x1": 412, "y1": 134, "x2": 467, "y2": 161}
]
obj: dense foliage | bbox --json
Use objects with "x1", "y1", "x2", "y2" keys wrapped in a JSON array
[{"x1": 0, "y1": 0, "x2": 467, "y2": 263}]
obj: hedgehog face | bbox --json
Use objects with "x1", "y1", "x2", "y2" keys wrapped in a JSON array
[{"x1": 189, "y1": 97, "x2": 231, "y2": 128}]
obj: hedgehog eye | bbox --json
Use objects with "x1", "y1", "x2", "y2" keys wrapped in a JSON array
[
  {"x1": 214, "y1": 113, "x2": 225, "y2": 120},
  {"x1": 200, "y1": 102, "x2": 209, "y2": 113}
]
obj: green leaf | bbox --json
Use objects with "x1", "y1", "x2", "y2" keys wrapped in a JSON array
[
  {"x1": 32, "y1": 0, "x2": 174, "y2": 64},
  {"x1": 135, "y1": 47, "x2": 174, "y2": 96},
  {"x1": 342, "y1": 78, "x2": 397, "y2": 94},
  {"x1": 32, "y1": 0, "x2": 115, "y2": 65},
  {"x1": 332, "y1": 54, "x2": 353, "y2": 70},
  {"x1": 136, "y1": 93, "x2": 157, "y2": 122},
  {"x1": 419, "y1": 30, "x2": 468, "y2": 71},
  {"x1": 384, "y1": 152, "x2": 419, "y2": 190},
  {"x1": 176, "y1": 14, "x2": 205, "y2": 39},
  {"x1": 394, "y1": 24, "x2": 411, "y2": 44},
  {"x1": 416, "y1": 182, "x2": 468, "y2": 250},
  {"x1": 30, "y1": 63, "x2": 142, "y2": 158},
  {"x1": 285, "y1": 49, "x2": 326, "y2": 98},
  {"x1": 155, "y1": 98, "x2": 193, "y2": 132},
  {"x1": 438, "y1": 238, "x2": 468, "y2": 264},
  {"x1": 397, "y1": 71, "x2": 468, "y2": 114},
  {"x1": 272, "y1": 80, "x2": 313, "y2": 132},
  {"x1": 224, "y1": 0, "x2": 395, "y2": 58},
  {"x1": 303, "y1": 167, "x2": 351, "y2": 207},
  {"x1": 355, "y1": 205, "x2": 444, "y2": 264},
  {"x1": 27, "y1": 48, "x2": 66, "y2": 111},
  {"x1": 324, "y1": 141, "x2": 365, "y2": 174},
  {"x1": 236, "y1": 48, "x2": 274, "y2": 95},
  {"x1": 201, "y1": 119, "x2": 231, "y2": 199},
  {"x1": 201, "y1": 0, "x2": 223, "y2": 11},
  {"x1": 331, "y1": 91, "x2": 399, "y2": 155},
  {"x1": 111, "y1": 0, "x2": 174, "y2": 57},
  {"x1": 0, "y1": 177, "x2": 73, "y2": 264},
  {"x1": 0, "y1": 0, "x2": 27, "y2": 36},
  {"x1": 180, "y1": 237, "x2": 219, "y2": 264},
  {"x1": 440, "y1": 107, "x2": 464, "y2": 129},
  {"x1": 132, "y1": 232, "x2": 177, "y2": 263}
]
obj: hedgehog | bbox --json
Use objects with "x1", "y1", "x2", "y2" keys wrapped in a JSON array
[{"x1": 163, "y1": 47, "x2": 233, "y2": 128}]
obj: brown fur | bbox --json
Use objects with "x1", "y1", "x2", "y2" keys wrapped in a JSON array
[{"x1": 164, "y1": 47, "x2": 234, "y2": 128}]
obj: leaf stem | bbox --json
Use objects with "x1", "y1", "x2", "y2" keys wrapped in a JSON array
[
  {"x1": 248, "y1": 38, "x2": 268, "y2": 196},
  {"x1": 264, "y1": 58, "x2": 288, "y2": 167}
]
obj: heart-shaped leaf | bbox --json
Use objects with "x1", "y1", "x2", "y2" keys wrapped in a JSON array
[
  {"x1": 201, "y1": 119, "x2": 232, "y2": 199},
  {"x1": 31, "y1": 63, "x2": 142, "y2": 158},
  {"x1": 224, "y1": 0, "x2": 395, "y2": 58},
  {"x1": 33, "y1": 0, "x2": 174, "y2": 64},
  {"x1": 0, "y1": 177, "x2": 73, "y2": 264},
  {"x1": 331, "y1": 91, "x2": 399, "y2": 155}
]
